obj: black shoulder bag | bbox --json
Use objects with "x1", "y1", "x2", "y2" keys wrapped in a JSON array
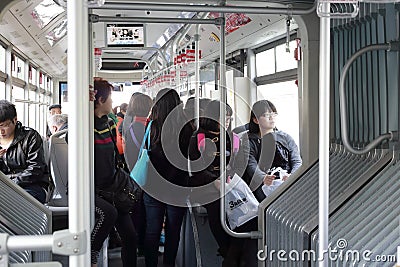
[{"x1": 97, "y1": 124, "x2": 142, "y2": 213}]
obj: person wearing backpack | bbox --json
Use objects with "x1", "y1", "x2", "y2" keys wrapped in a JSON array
[{"x1": 187, "y1": 100, "x2": 239, "y2": 264}]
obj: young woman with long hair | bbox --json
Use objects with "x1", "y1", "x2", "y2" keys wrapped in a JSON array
[{"x1": 143, "y1": 88, "x2": 193, "y2": 267}]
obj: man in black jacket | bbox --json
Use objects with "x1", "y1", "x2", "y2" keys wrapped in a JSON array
[{"x1": 0, "y1": 100, "x2": 49, "y2": 203}]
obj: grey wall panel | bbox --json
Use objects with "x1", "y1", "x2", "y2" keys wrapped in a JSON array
[
  {"x1": 311, "y1": 158, "x2": 400, "y2": 266},
  {"x1": 331, "y1": 4, "x2": 398, "y2": 147},
  {"x1": 264, "y1": 145, "x2": 389, "y2": 267},
  {"x1": 0, "y1": 173, "x2": 51, "y2": 263}
]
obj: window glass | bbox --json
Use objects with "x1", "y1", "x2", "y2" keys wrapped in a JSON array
[
  {"x1": 204, "y1": 80, "x2": 216, "y2": 99},
  {"x1": 47, "y1": 77, "x2": 52, "y2": 92},
  {"x1": 31, "y1": 67, "x2": 37, "y2": 85},
  {"x1": 31, "y1": 0, "x2": 64, "y2": 29},
  {"x1": 29, "y1": 89, "x2": 36, "y2": 102},
  {"x1": 39, "y1": 73, "x2": 45, "y2": 89},
  {"x1": 28, "y1": 103, "x2": 37, "y2": 129},
  {"x1": 59, "y1": 82, "x2": 69, "y2": 114},
  {"x1": 0, "y1": 46, "x2": 5, "y2": 72},
  {"x1": 12, "y1": 55, "x2": 25, "y2": 79},
  {"x1": 257, "y1": 80, "x2": 299, "y2": 147},
  {"x1": 40, "y1": 104, "x2": 47, "y2": 135},
  {"x1": 14, "y1": 102, "x2": 26, "y2": 125},
  {"x1": 256, "y1": 48, "x2": 275, "y2": 76},
  {"x1": 17, "y1": 57, "x2": 25, "y2": 80},
  {"x1": 12, "y1": 86, "x2": 24, "y2": 100},
  {"x1": 0, "y1": 82, "x2": 5, "y2": 99},
  {"x1": 276, "y1": 41, "x2": 298, "y2": 72}
]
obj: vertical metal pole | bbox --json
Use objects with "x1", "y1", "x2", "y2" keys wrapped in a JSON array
[
  {"x1": 319, "y1": 2, "x2": 330, "y2": 267},
  {"x1": 5, "y1": 45, "x2": 12, "y2": 101},
  {"x1": 67, "y1": 0, "x2": 91, "y2": 266},
  {"x1": 219, "y1": 13, "x2": 228, "y2": 233},
  {"x1": 88, "y1": 8, "x2": 95, "y2": 230},
  {"x1": 194, "y1": 26, "x2": 200, "y2": 130},
  {"x1": 246, "y1": 48, "x2": 257, "y2": 104}
]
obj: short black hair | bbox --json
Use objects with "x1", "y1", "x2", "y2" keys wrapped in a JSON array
[
  {"x1": 49, "y1": 104, "x2": 62, "y2": 111},
  {"x1": 94, "y1": 80, "x2": 113, "y2": 107},
  {"x1": 0, "y1": 100, "x2": 17, "y2": 122}
]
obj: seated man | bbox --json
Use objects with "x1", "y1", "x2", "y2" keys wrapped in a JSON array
[
  {"x1": 0, "y1": 100, "x2": 49, "y2": 203},
  {"x1": 47, "y1": 104, "x2": 62, "y2": 138},
  {"x1": 47, "y1": 114, "x2": 68, "y2": 142}
]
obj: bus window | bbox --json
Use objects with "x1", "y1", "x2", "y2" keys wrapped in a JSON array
[
  {"x1": 257, "y1": 80, "x2": 299, "y2": 147},
  {"x1": 276, "y1": 41, "x2": 297, "y2": 72},
  {"x1": 256, "y1": 48, "x2": 275, "y2": 76},
  {"x1": 0, "y1": 45, "x2": 5, "y2": 73}
]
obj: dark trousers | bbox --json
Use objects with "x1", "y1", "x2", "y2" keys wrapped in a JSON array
[
  {"x1": 143, "y1": 193, "x2": 186, "y2": 267},
  {"x1": 223, "y1": 218, "x2": 258, "y2": 267},
  {"x1": 91, "y1": 196, "x2": 137, "y2": 267},
  {"x1": 131, "y1": 198, "x2": 146, "y2": 253},
  {"x1": 204, "y1": 200, "x2": 231, "y2": 258},
  {"x1": 22, "y1": 184, "x2": 47, "y2": 204}
]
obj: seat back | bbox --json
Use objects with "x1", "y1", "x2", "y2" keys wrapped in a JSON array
[
  {"x1": 0, "y1": 170, "x2": 52, "y2": 263},
  {"x1": 47, "y1": 129, "x2": 68, "y2": 207}
]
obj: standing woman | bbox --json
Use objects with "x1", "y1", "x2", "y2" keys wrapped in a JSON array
[
  {"x1": 123, "y1": 92, "x2": 153, "y2": 256},
  {"x1": 144, "y1": 88, "x2": 193, "y2": 267},
  {"x1": 92, "y1": 79, "x2": 137, "y2": 267},
  {"x1": 187, "y1": 100, "x2": 236, "y2": 263}
]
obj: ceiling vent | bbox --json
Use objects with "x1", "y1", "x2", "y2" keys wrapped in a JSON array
[{"x1": 101, "y1": 61, "x2": 146, "y2": 71}]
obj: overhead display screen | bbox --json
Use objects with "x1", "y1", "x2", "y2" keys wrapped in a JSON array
[{"x1": 106, "y1": 24, "x2": 145, "y2": 47}]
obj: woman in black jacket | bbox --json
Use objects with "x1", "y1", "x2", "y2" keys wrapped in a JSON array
[
  {"x1": 187, "y1": 100, "x2": 237, "y2": 263},
  {"x1": 245, "y1": 99, "x2": 302, "y2": 201},
  {"x1": 221, "y1": 100, "x2": 302, "y2": 267},
  {"x1": 143, "y1": 88, "x2": 194, "y2": 267}
]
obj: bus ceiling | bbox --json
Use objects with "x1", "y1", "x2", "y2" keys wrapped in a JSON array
[{"x1": 0, "y1": 0, "x2": 316, "y2": 77}]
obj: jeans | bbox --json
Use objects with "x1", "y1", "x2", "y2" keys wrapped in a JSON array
[
  {"x1": 143, "y1": 192, "x2": 186, "y2": 267},
  {"x1": 22, "y1": 184, "x2": 47, "y2": 204},
  {"x1": 131, "y1": 198, "x2": 146, "y2": 254}
]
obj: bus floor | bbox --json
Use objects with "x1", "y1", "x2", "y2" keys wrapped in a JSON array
[
  {"x1": 108, "y1": 247, "x2": 166, "y2": 267},
  {"x1": 52, "y1": 247, "x2": 166, "y2": 267}
]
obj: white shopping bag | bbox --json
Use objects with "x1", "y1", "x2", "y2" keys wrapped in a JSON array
[
  {"x1": 261, "y1": 167, "x2": 287, "y2": 197},
  {"x1": 261, "y1": 179, "x2": 284, "y2": 197},
  {"x1": 225, "y1": 174, "x2": 259, "y2": 230}
]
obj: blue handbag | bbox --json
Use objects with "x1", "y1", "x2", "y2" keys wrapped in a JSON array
[{"x1": 130, "y1": 120, "x2": 152, "y2": 187}]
